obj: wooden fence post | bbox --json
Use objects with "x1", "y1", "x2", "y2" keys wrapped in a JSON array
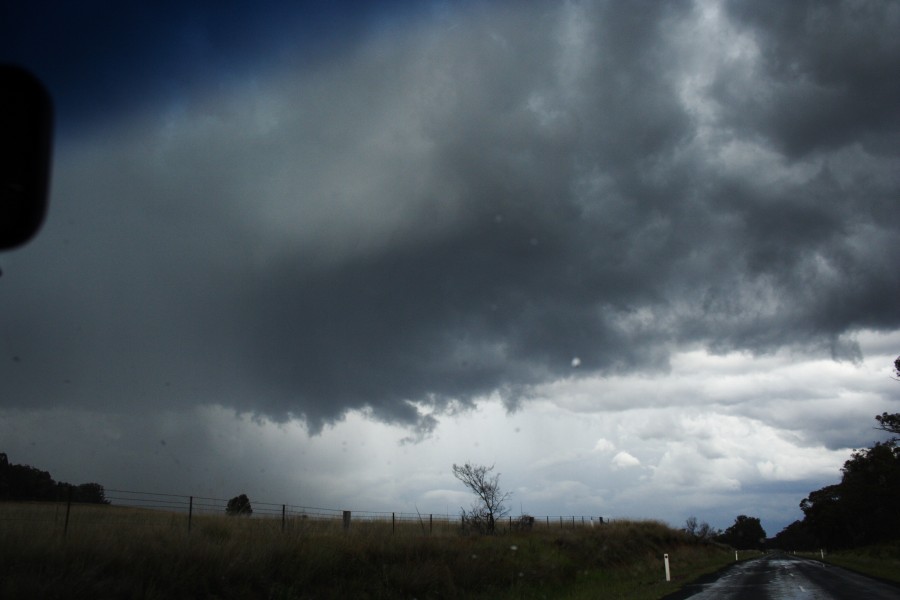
[
  {"x1": 430, "y1": 514, "x2": 433, "y2": 534},
  {"x1": 392, "y1": 512, "x2": 395, "y2": 534},
  {"x1": 282, "y1": 504, "x2": 286, "y2": 532},
  {"x1": 188, "y1": 496, "x2": 193, "y2": 533},
  {"x1": 63, "y1": 485, "x2": 73, "y2": 539},
  {"x1": 343, "y1": 510, "x2": 351, "y2": 531}
]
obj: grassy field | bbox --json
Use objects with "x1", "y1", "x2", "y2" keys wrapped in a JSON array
[
  {"x1": 0, "y1": 501, "x2": 735, "y2": 599},
  {"x1": 811, "y1": 543, "x2": 900, "y2": 584}
]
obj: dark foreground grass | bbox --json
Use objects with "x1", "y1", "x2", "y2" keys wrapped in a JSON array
[{"x1": 0, "y1": 502, "x2": 734, "y2": 599}]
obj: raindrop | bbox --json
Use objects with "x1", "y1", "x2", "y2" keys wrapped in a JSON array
[{"x1": 571, "y1": 357, "x2": 581, "y2": 368}]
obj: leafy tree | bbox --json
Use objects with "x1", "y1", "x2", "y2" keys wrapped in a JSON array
[
  {"x1": 452, "y1": 462, "x2": 510, "y2": 534},
  {"x1": 800, "y1": 484, "x2": 848, "y2": 549},
  {"x1": 838, "y1": 441, "x2": 900, "y2": 545},
  {"x1": 875, "y1": 413, "x2": 900, "y2": 440},
  {"x1": 0, "y1": 454, "x2": 107, "y2": 504},
  {"x1": 56, "y1": 482, "x2": 111, "y2": 504},
  {"x1": 76, "y1": 482, "x2": 110, "y2": 504},
  {"x1": 717, "y1": 515, "x2": 766, "y2": 550},
  {"x1": 874, "y1": 356, "x2": 900, "y2": 438},
  {"x1": 799, "y1": 441, "x2": 900, "y2": 549},
  {"x1": 226, "y1": 493, "x2": 253, "y2": 516},
  {"x1": 769, "y1": 520, "x2": 818, "y2": 551},
  {"x1": 775, "y1": 359, "x2": 900, "y2": 550},
  {"x1": 0, "y1": 456, "x2": 55, "y2": 501}
]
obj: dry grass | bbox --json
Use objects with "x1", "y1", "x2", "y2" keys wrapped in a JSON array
[{"x1": 0, "y1": 502, "x2": 734, "y2": 599}]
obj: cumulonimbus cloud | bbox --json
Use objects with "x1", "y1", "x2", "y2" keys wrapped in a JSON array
[{"x1": 2, "y1": 0, "x2": 898, "y2": 438}]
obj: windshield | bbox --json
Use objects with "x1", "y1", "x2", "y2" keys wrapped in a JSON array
[{"x1": 2, "y1": 0, "x2": 899, "y2": 533}]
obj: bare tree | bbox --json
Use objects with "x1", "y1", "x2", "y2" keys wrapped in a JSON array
[
  {"x1": 684, "y1": 516, "x2": 699, "y2": 536},
  {"x1": 696, "y1": 521, "x2": 716, "y2": 540},
  {"x1": 684, "y1": 516, "x2": 715, "y2": 540},
  {"x1": 452, "y1": 462, "x2": 511, "y2": 534}
]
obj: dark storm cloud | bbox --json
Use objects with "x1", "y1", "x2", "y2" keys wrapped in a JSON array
[
  {"x1": 228, "y1": 1, "x2": 703, "y2": 428},
  {"x1": 719, "y1": 0, "x2": 900, "y2": 158},
  {"x1": 2, "y1": 1, "x2": 898, "y2": 434}
]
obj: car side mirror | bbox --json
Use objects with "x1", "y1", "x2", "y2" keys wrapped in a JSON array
[{"x1": 1, "y1": 64, "x2": 54, "y2": 250}]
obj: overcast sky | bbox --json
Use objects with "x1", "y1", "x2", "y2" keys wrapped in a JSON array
[{"x1": 2, "y1": 0, "x2": 899, "y2": 535}]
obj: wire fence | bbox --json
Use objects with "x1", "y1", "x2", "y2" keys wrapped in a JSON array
[{"x1": 1, "y1": 488, "x2": 606, "y2": 538}]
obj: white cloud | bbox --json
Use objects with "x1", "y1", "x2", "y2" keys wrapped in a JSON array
[
  {"x1": 612, "y1": 451, "x2": 641, "y2": 470},
  {"x1": 593, "y1": 438, "x2": 615, "y2": 453}
]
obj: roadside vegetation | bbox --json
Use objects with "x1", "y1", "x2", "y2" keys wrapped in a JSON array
[
  {"x1": 0, "y1": 501, "x2": 734, "y2": 599},
  {"x1": 810, "y1": 543, "x2": 900, "y2": 585},
  {"x1": 4, "y1": 359, "x2": 894, "y2": 597}
]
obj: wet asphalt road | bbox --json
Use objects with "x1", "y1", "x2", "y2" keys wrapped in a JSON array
[{"x1": 671, "y1": 553, "x2": 900, "y2": 599}]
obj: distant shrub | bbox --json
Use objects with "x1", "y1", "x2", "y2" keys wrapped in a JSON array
[
  {"x1": 459, "y1": 510, "x2": 492, "y2": 535},
  {"x1": 511, "y1": 515, "x2": 535, "y2": 532},
  {"x1": 226, "y1": 494, "x2": 252, "y2": 516}
]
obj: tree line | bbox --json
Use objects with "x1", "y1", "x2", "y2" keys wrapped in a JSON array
[
  {"x1": 684, "y1": 515, "x2": 767, "y2": 550},
  {"x1": 770, "y1": 357, "x2": 900, "y2": 551},
  {"x1": 0, "y1": 453, "x2": 109, "y2": 504},
  {"x1": 687, "y1": 407, "x2": 900, "y2": 553}
]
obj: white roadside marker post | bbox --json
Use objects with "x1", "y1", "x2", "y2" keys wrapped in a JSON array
[{"x1": 664, "y1": 554, "x2": 671, "y2": 582}]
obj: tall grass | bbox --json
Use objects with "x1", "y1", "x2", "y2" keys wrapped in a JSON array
[{"x1": 0, "y1": 502, "x2": 734, "y2": 599}]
